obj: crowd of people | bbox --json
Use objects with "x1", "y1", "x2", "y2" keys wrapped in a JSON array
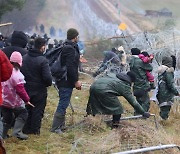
[{"x1": 0, "y1": 28, "x2": 179, "y2": 152}]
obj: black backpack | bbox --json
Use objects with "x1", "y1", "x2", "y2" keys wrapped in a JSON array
[{"x1": 45, "y1": 44, "x2": 68, "y2": 81}]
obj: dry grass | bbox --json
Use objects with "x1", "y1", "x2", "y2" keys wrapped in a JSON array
[{"x1": 4, "y1": 73, "x2": 180, "y2": 154}]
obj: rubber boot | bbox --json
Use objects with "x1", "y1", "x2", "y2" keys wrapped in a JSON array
[
  {"x1": 2, "y1": 123, "x2": 10, "y2": 139},
  {"x1": 12, "y1": 118, "x2": 28, "y2": 140},
  {"x1": 112, "y1": 114, "x2": 121, "y2": 128},
  {"x1": 51, "y1": 112, "x2": 65, "y2": 134}
]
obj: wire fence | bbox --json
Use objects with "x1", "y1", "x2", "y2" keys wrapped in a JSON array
[{"x1": 45, "y1": 28, "x2": 180, "y2": 153}]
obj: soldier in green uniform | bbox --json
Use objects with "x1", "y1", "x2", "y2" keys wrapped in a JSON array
[
  {"x1": 86, "y1": 71, "x2": 151, "y2": 126},
  {"x1": 157, "y1": 56, "x2": 179, "y2": 120},
  {"x1": 129, "y1": 48, "x2": 153, "y2": 114}
]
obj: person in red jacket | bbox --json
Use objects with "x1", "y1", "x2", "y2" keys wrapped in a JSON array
[
  {"x1": 0, "y1": 49, "x2": 13, "y2": 153},
  {"x1": 0, "y1": 50, "x2": 13, "y2": 104}
]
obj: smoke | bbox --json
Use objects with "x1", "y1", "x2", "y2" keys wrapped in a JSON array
[
  {"x1": 71, "y1": 0, "x2": 118, "y2": 39},
  {"x1": 0, "y1": 0, "x2": 45, "y2": 35}
]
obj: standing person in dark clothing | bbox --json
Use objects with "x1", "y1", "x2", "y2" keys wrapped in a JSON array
[
  {"x1": 51, "y1": 28, "x2": 82, "y2": 134},
  {"x1": 50, "y1": 26, "x2": 56, "y2": 37},
  {"x1": 21, "y1": 37, "x2": 52, "y2": 135},
  {"x1": 2, "y1": 31, "x2": 28, "y2": 59},
  {"x1": 40, "y1": 24, "x2": 45, "y2": 34},
  {"x1": 157, "y1": 56, "x2": 179, "y2": 120},
  {"x1": 129, "y1": 48, "x2": 153, "y2": 115}
]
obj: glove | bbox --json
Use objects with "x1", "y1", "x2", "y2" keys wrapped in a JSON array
[{"x1": 143, "y1": 112, "x2": 151, "y2": 118}]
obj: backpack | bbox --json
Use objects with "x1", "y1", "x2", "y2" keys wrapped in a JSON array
[
  {"x1": 45, "y1": 45, "x2": 62, "y2": 67},
  {"x1": 45, "y1": 44, "x2": 68, "y2": 81}
]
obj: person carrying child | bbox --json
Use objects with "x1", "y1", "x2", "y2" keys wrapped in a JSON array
[{"x1": 1, "y1": 51, "x2": 34, "y2": 140}]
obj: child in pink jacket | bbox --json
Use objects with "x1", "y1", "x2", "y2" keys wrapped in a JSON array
[
  {"x1": 139, "y1": 51, "x2": 155, "y2": 89},
  {"x1": 1, "y1": 51, "x2": 34, "y2": 140}
]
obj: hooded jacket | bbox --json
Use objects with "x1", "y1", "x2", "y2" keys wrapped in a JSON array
[
  {"x1": 21, "y1": 49, "x2": 52, "y2": 95},
  {"x1": 2, "y1": 31, "x2": 28, "y2": 59},
  {"x1": 157, "y1": 65, "x2": 179, "y2": 104},
  {"x1": 86, "y1": 73, "x2": 145, "y2": 115}
]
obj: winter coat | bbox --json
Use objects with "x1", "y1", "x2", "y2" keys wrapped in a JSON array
[
  {"x1": 96, "y1": 51, "x2": 121, "y2": 75},
  {"x1": 103, "y1": 51, "x2": 120, "y2": 65},
  {"x1": 2, "y1": 46, "x2": 28, "y2": 59},
  {"x1": 139, "y1": 54, "x2": 150, "y2": 63},
  {"x1": 129, "y1": 56, "x2": 153, "y2": 92},
  {"x1": 56, "y1": 39, "x2": 80, "y2": 88},
  {"x1": 157, "y1": 65, "x2": 179, "y2": 106},
  {"x1": 86, "y1": 73, "x2": 145, "y2": 115},
  {"x1": 0, "y1": 50, "x2": 13, "y2": 105},
  {"x1": 2, "y1": 68, "x2": 29, "y2": 108},
  {"x1": 21, "y1": 49, "x2": 52, "y2": 96},
  {"x1": 139, "y1": 54, "x2": 154, "y2": 82}
]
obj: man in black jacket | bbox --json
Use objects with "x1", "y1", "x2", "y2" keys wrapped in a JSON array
[
  {"x1": 21, "y1": 37, "x2": 52, "y2": 135},
  {"x1": 2, "y1": 31, "x2": 28, "y2": 59},
  {"x1": 51, "y1": 28, "x2": 82, "y2": 134}
]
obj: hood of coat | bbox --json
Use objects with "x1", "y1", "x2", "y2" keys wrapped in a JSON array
[
  {"x1": 116, "y1": 73, "x2": 132, "y2": 85},
  {"x1": 157, "y1": 65, "x2": 174, "y2": 74},
  {"x1": 28, "y1": 49, "x2": 43, "y2": 57},
  {"x1": 64, "y1": 39, "x2": 79, "y2": 50},
  {"x1": 106, "y1": 73, "x2": 131, "y2": 85}
]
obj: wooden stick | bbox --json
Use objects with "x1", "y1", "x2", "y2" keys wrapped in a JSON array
[{"x1": 0, "y1": 22, "x2": 13, "y2": 27}]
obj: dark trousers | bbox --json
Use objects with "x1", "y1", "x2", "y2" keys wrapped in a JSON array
[
  {"x1": 0, "y1": 107, "x2": 3, "y2": 138},
  {"x1": 2, "y1": 107, "x2": 28, "y2": 125},
  {"x1": 134, "y1": 92, "x2": 150, "y2": 115},
  {"x1": 23, "y1": 93, "x2": 47, "y2": 134}
]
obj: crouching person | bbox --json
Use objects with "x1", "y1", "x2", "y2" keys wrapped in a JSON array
[
  {"x1": 157, "y1": 56, "x2": 179, "y2": 120},
  {"x1": 86, "y1": 71, "x2": 151, "y2": 127},
  {"x1": 1, "y1": 52, "x2": 34, "y2": 140}
]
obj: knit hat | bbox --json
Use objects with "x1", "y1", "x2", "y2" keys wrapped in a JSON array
[
  {"x1": 67, "y1": 28, "x2": 79, "y2": 40},
  {"x1": 131, "y1": 48, "x2": 141, "y2": 55},
  {"x1": 11, "y1": 31, "x2": 28, "y2": 48},
  {"x1": 117, "y1": 46, "x2": 124, "y2": 52},
  {"x1": 10, "y1": 51, "x2": 22, "y2": 66},
  {"x1": 162, "y1": 56, "x2": 173, "y2": 68}
]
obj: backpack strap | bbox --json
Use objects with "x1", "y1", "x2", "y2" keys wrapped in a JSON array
[{"x1": 59, "y1": 43, "x2": 77, "y2": 65}]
